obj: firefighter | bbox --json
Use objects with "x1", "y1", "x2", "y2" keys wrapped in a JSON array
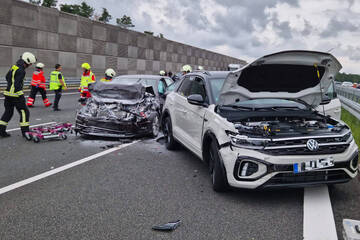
[
  {"x1": 0, "y1": 52, "x2": 36, "y2": 137},
  {"x1": 79, "y1": 63, "x2": 95, "y2": 104},
  {"x1": 49, "y1": 64, "x2": 67, "y2": 111},
  {"x1": 181, "y1": 64, "x2": 192, "y2": 75},
  {"x1": 26, "y1": 62, "x2": 51, "y2": 107},
  {"x1": 100, "y1": 68, "x2": 116, "y2": 82}
]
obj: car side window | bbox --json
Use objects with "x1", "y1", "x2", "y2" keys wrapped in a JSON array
[
  {"x1": 178, "y1": 76, "x2": 192, "y2": 97},
  {"x1": 188, "y1": 77, "x2": 207, "y2": 102},
  {"x1": 164, "y1": 77, "x2": 174, "y2": 87}
]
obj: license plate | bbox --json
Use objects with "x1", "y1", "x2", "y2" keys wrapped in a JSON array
[{"x1": 293, "y1": 157, "x2": 334, "y2": 173}]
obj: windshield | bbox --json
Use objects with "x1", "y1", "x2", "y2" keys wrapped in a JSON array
[
  {"x1": 209, "y1": 78, "x2": 226, "y2": 103},
  {"x1": 225, "y1": 98, "x2": 308, "y2": 110}
]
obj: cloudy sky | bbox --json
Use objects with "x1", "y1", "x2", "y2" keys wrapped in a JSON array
[{"x1": 57, "y1": 0, "x2": 360, "y2": 74}]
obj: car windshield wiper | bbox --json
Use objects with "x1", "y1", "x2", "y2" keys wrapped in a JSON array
[
  {"x1": 254, "y1": 106, "x2": 304, "y2": 111},
  {"x1": 221, "y1": 104, "x2": 255, "y2": 111}
]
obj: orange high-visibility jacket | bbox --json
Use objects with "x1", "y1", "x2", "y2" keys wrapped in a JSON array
[{"x1": 31, "y1": 70, "x2": 46, "y2": 89}]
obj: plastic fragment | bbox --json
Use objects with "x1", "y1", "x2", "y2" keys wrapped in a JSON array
[{"x1": 152, "y1": 220, "x2": 181, "y2": 231}]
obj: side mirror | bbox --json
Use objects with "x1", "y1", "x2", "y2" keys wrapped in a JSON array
[{"x1": 187, "y1": 94, "x2": 205, "y2": 106}]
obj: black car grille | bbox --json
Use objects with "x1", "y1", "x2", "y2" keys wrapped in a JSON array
[
  {"x1": 264, "y1": 170, "x2": 350, "y2": 186},
  {"x1": 261, "y1": 144, "x2": 349, "y2": 155}
]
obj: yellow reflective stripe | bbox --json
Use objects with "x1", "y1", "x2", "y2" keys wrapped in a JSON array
[
  {"x1": 3, "y1": 90, "x2": 23, "y2": 97},
  {"x1": 20, "y1": 122, "x2": 29, "y2": 127},
  {"x1": 0, "y1": 120, "x2": 8, "y2": 126},
  {"x1": 10, "y1": 65, "x2": 19, "y2": 94},
  {"x1": 21, "y1": 109, "x2": 26, "y2": 125}
]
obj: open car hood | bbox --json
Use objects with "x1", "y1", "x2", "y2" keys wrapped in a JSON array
[{"x1": 218, "y1": 50, "x2": 342, "y2": 107}]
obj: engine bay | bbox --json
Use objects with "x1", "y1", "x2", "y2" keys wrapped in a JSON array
[{"x1": 234, "y1": 116, "x2": 346, "y2": 137}]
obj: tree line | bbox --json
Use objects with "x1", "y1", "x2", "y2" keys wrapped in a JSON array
[
  {"x1": 336, "y1": 72, "x2": 360, "y2": 83},
  {"x1": 29, "y1": 0, "x2": 134, "y2": 28}
]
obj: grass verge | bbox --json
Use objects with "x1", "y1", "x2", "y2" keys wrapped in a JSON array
[{"x1": 341, "y1": 107, "x2": 360, "y2": 147}]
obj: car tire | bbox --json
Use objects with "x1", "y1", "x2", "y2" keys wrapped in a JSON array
[
  {"x1": 163, "y1": 117, "x2": 178, "y2": 150},
  {"x1": 209, "y1": 140, "x2": 229, "y2": 192},
  {"x1": 150, "y1": 114, "x2": 160, "y2": 138}
]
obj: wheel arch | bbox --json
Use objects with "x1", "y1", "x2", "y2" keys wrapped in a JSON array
[{"x1": 202, "y1": 130, "x2": 219, "y2": 165}]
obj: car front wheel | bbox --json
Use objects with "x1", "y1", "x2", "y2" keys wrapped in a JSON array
[
  {"x1": 163, "y1": 117, "x2": 178, "y2": 150},
  {"x1": 209, "y1": 140, "x2": 229, "y2": 192}
]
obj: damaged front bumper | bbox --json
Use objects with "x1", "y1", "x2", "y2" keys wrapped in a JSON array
[{"x1": 75, "y1": 114, "x2": 153, "y2": 138}]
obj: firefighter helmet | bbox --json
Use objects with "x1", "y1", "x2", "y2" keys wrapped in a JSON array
[
  {"x1": 81, "y1": 62, "x2": 91, "y2": 70},
  {"x1": 159, "y1": 70, "x2": 166, "y2": 76},
  {"x1": 105, "y1": 68, "x2": 116, "y2": 77},
  {"x1": 21, "y1": 52, "x2": 36, "y2": 65},
  {"x1": 36, "y1": 62, "x2": 45, "y2": 68},
  {"x1": 181, "y1": 64, "x2": 192, "y2": 72}
]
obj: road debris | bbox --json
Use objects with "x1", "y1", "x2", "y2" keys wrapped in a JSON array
[
  {"x1": 343, "y1": 219, "x2": 360, "y2": 240},
  {"x1": 152, "y1": 220, "x2": 181, "y2": 232}
]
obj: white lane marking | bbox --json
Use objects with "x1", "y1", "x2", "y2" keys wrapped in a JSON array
[
  {"x1": 304, "y1": 186, "x2": 338, "y2": 240},
  {"x1": 0, "y1": 141, "x2": 138, "y2": 195},
  {"x1": 7, "y1": 122, "x2": 57, "y2": 132},
  {"x1": 0, "y1": 92, "x2": 78, "y2": 100}
]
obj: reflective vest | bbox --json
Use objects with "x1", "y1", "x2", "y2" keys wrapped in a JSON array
[
  {"x1": 4, "y1": 65, "x2": 24, "y2": 97},
  {"x1": 49, "y1": 71, "x2": 66, "y2": 90},
  {"x1": 80, "y1": 71, "x2": 95, "y2": 92},
  {"x1": 100, "y1": 77, "x2": 112, "y2": 82},
  {"x1": 31, "y1": 70, "x2": 46, "y2": 89}
]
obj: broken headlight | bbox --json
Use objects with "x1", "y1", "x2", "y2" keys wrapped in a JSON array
[{"x1": 226, "y1": 131, "x2": 269, "y2": 149}]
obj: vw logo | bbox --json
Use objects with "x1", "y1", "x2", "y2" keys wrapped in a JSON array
[{"x1": 306, "y1": 139, "x2": 319, "y2": 151}]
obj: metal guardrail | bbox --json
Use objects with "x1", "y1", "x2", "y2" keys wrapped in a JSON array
[
  {"x1": 0, "y1": 77, "x2": 81, "y2": 89},
  {"x1": 335, "y1": 85, "x2": 360, "y2": 120}
]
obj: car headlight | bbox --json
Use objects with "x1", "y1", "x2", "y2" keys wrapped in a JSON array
[{"x1": 226, "y1": 131, "x2": 269, "y2": 149}]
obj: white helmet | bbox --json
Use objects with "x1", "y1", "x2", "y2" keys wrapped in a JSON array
[
  {"x1": 105, "y1": 68, "x2": 116, "y2": 77},
  {"x1": 159, "y1": 70, "x2": 165, "y2": 76},
  {"x1": 36, "y1": 62, "x2": 45, "y2": 68},
  {"x1": 21, "y1": 52, "x2": 36, "y2": 65},
  {"x1": 197, "y1": 65, "x2": 204, "y2": 70},
  {"x1": 181, "y1": 64, "x2": 192, "y2": 72}
]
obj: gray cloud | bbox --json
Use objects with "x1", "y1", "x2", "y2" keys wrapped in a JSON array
[
  {"x1": 301, "y1": 19, "x2": 312, "y2": 36},
  {"x1": 320, "y1": 18, "x2": 357, "y2": 37}
]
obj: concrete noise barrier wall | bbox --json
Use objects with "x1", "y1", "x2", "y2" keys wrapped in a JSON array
[{"x1": 0, "y1": 0, "x2": 246, "y2": 80}]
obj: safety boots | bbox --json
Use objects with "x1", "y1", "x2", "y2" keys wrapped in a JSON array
[
  {"x1": 20, "y1": 126, "x2": 30, "y2": 138},
  {"x1": 0, "y1": 125, "x2": 10, "y2": 137}
]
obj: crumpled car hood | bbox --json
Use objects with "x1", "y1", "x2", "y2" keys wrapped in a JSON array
[
  {"x1": 218, "y1": 50, "x2": 342, "y2": 107},
  {"x1": 91, "y1": 82, "x2": 146, "y2": 104}
]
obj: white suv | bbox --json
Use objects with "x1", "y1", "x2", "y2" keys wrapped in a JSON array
[{"x1": 162, "y1": 50, "x2": 358, "y2": 192}]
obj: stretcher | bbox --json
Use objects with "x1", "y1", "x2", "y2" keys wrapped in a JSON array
[{"x1": 24, "y1": 123, "x2": 73, "y2": 143}]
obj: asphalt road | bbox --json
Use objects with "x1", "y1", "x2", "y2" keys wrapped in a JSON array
[{"x1": 0, "y1": 92, "x2": 358, "y2": 240}]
